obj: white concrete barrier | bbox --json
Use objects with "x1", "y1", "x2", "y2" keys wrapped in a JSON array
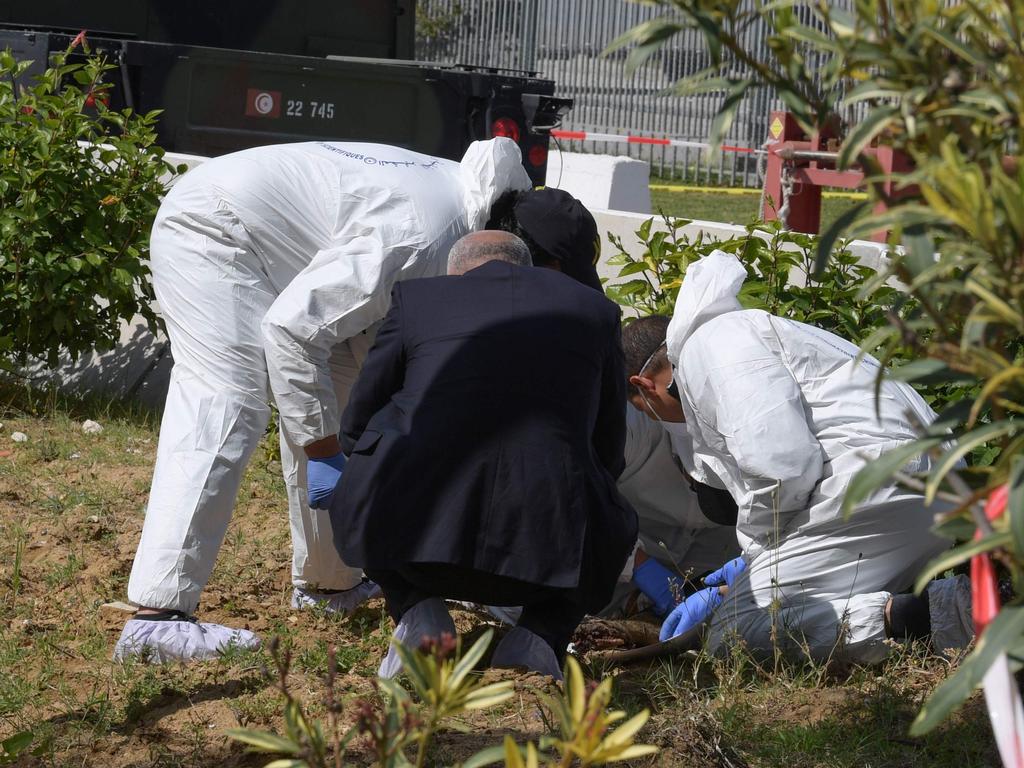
[
  {"x1": 163, "y1": 151, "x2": 209, "y2": 182},
  {"x1": 545, "y1": 151, "x2": 652, "y2": 214},
  {"x1": 592, "y1": 207, "x2": 891, "y2": 288}
]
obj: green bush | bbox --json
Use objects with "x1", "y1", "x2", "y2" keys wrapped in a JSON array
[
  {"x1": 0, "y1": 37, "x2": 180, "y2": 368},
  {"x1": 605, "y1": 215, "x2": 907, "y2": 343}
]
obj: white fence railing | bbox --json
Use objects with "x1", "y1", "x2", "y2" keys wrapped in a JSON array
[{"x1": 416, "y1": 0, "x2": 850, "y2": 188}]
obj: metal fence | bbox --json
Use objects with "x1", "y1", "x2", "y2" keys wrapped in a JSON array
[{"x1": 416, "y1": 0, "x2": 831, "y2": 187}]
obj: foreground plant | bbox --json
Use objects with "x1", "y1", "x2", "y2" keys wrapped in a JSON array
[
  {"x1": 227, "y1": 637, "x2": 337, "y2": 767},
  {"x1": 388, "y1": 632, "x2": 514, "y2": 766},
  {"x1": 612, "y1": 0, "x2": 1024, "y2": 739},
  {"x1": 229, "y1": 631, "x2": 510, "y2": 768},
  {"x1": 228, "y1": 631, "x2": 659, "y2": 768},
  {"x1": 537, "y1": 656, "x2": 658, "y2": 766}
]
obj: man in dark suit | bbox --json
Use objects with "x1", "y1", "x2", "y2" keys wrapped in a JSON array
[{"x1": 329, "y1": 230, "x2": 637, "y2": 678}]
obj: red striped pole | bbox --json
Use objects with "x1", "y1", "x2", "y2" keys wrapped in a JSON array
[{"x1": 549, "y1": 129, "x2": 762, "y2": 155}]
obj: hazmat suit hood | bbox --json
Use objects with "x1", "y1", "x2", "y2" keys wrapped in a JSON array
[
  {"x1": 665, "y1": 250, "x2": 746, "y2": 366},
  {"x1": 458, "y1": 138, "x2": 532, "y2": 230}
]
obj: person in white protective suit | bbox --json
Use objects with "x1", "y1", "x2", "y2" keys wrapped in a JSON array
[
  {"x1": 114, "y1": 138, "x2": 532, "y2": 663},
  {"x1": 605, "y1": 405, "x2": 739, "y2": 618},
  {"x1": 632, "y1": 250, "x2": 973, "y2": 664}
]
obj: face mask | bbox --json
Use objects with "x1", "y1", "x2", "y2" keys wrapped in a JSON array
[
  {"x1": 638, "y1": 385, "x2": 696, "y2": 473},
  {"x1": 638, "y1": 388, "x2": 663, "y2": 425}
]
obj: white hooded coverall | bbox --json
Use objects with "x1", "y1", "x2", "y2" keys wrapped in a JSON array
[
  {"x1": 128, "y1": 139, "x2": 530, "y2": 613},
  {"x1": 666, "y1": 251, "x2": 952, "y2": 663},
  {"x1": 619, "y1": 407, "x2": 738, "y2": 577},
  {"x1": 591, "y1": 407, "x2": 738, "y2": 616}
]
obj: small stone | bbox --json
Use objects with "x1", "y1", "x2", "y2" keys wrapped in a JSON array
[
  {"x1": 0, "y1": 422, "x2": 4, "y2": 430},
  {"x1": 69, "y1": 452, "x2": 81, "y2": 459},
  {"x1": 87, "y1": 515, "x2": 100, "y2": 524},
  {"x1": 11, "y1": 432, "x2": 27, "y2": 443},
  {"x1": 82, "y1": 420, "x2": 104, "y2": 435}
]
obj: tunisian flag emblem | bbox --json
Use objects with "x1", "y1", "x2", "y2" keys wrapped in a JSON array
[{"x1": 245, "y1": 89, "x2": 281, "y2": 118}]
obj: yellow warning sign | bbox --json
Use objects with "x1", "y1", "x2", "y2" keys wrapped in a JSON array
[{"x1": 769, "y1": 116, "x2": 784, "y2": 139}]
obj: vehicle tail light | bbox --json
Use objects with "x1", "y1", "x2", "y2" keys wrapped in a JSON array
[{"x1": 491, "y1": 117, "x2": 521, "y2": 143}]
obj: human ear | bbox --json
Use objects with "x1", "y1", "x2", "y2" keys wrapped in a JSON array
[{"x1": 628, "y1": 374, "x2": 654, "y2": 394}]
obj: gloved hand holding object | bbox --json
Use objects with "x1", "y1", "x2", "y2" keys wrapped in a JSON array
[
  {"x1": 307, "y1": 451, "x2": 347, "y2": 509},
  {"x1": 633, "y1": 558, "x2": 685, "y2": 618},
  {"x1": 703, "y1": 556, "x2": 746, "y2": 588},
  {"x1": 660, "y1": 586, "x2": 723, "y2": 642}
]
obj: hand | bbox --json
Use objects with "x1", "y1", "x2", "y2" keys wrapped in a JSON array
[
  {"x1": 659, "y1": 586, "x2": 723, "y2": 642},
  {"x1": 632, "y1": 558, "x2": 684, "y2": 618},
  {"x1": 703, "y1": 556, "x2": 747, "y2": 588},
  {"x1": 307, "y1": 450, "x2": 347, "y2": 509}
]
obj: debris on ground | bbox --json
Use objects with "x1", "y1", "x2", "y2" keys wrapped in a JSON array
[
  {"x1": 11, "y1": 431, "x2": 27, "y2": 442},
  {"x1": 82, "y1": 419, "x2": 104, "y2": 434},
  {"x1": 571, "y1": 617, "x2": 661, "y2": 654}
]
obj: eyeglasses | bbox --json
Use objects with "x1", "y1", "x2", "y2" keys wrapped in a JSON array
[
  {"x1": 638, "y1": 340, "x2": 680, "y2": 402},
  {"x1": 638, "y1": 340, "x2": 667, "y2": 378}
]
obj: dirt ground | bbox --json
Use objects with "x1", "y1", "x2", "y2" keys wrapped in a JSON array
[{"x1": 0, "y1": 398, "x2": 1002, "y2": 768}]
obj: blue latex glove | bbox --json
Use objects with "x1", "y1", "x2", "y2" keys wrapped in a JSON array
[
  {"x1": 659, "y1": 586, "x2": 723, "y2": 642},
  {"x1": 632, "y1": 558, "x2": 685, "y2": 618},
  {"x1": 703, "y1": 556, "x2": 747, "y2": 588},
  {"x1": 307, "y1": 451, "x2": 347, "y2": 509}
]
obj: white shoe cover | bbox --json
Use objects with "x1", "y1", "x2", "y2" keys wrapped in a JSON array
[
  {"x1": 378, "y1": 598, "x2": 456, "y2": 679},
  {"x1": 491, "y1": 626, "x2": 562, "y2": 680},
  {"x1": 291, "y1": 581, "x2": 382, "y2": 615},
  {"x1": 927, "y1": 575, "x2": 975, "y2": 652},
  {"x1": 113, "y1": 618, "x2": 260, "y2": 663}
]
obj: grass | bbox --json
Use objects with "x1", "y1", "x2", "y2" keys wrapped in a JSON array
[
  {"x1": 648, "y1": 184, "x2": 864, "y2": 233},
  {"x1": 0, "y1": 381, "x2": 999, "y2": 767}
]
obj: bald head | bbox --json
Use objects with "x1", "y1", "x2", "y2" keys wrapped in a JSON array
[{"x1": 447, "y1": 231, "x2": 532, "y2": 276}]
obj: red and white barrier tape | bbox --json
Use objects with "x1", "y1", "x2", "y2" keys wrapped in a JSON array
[{"x1": 549, "y1": 129, "x2": 765, "y2": 155}]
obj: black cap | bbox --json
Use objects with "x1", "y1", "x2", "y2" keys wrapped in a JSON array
[{"x1": 514, "y1": 188, "x2": 602, "y2": 291}]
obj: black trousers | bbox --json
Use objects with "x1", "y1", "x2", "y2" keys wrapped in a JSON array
[{"x1": 365, "y1": 562, "x2": 586, "y2": 661}]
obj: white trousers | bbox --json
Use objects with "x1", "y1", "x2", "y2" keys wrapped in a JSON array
[
  {"x1": 127, "y1": 210, "x2": 373, "y2": 613},
  {"x1": 707, "y1": 497, "x2": 950, "y2": 664}
]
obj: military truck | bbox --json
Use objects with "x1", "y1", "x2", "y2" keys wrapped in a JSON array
[{"x1": 0, "y1": 1, "x2": 569, "y2": 184}]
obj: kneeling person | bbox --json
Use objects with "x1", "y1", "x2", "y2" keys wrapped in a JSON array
[
  {"x1": 329, "y1": 232, "x2": 638, "y2": 678},
  {"x1": 657, "y1": 251, "x2": 972, "y2": 662}
]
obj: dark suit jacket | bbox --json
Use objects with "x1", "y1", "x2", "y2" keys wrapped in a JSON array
[{"x1": 330, "y1": 261, "x2": 637, "y2": 611}]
